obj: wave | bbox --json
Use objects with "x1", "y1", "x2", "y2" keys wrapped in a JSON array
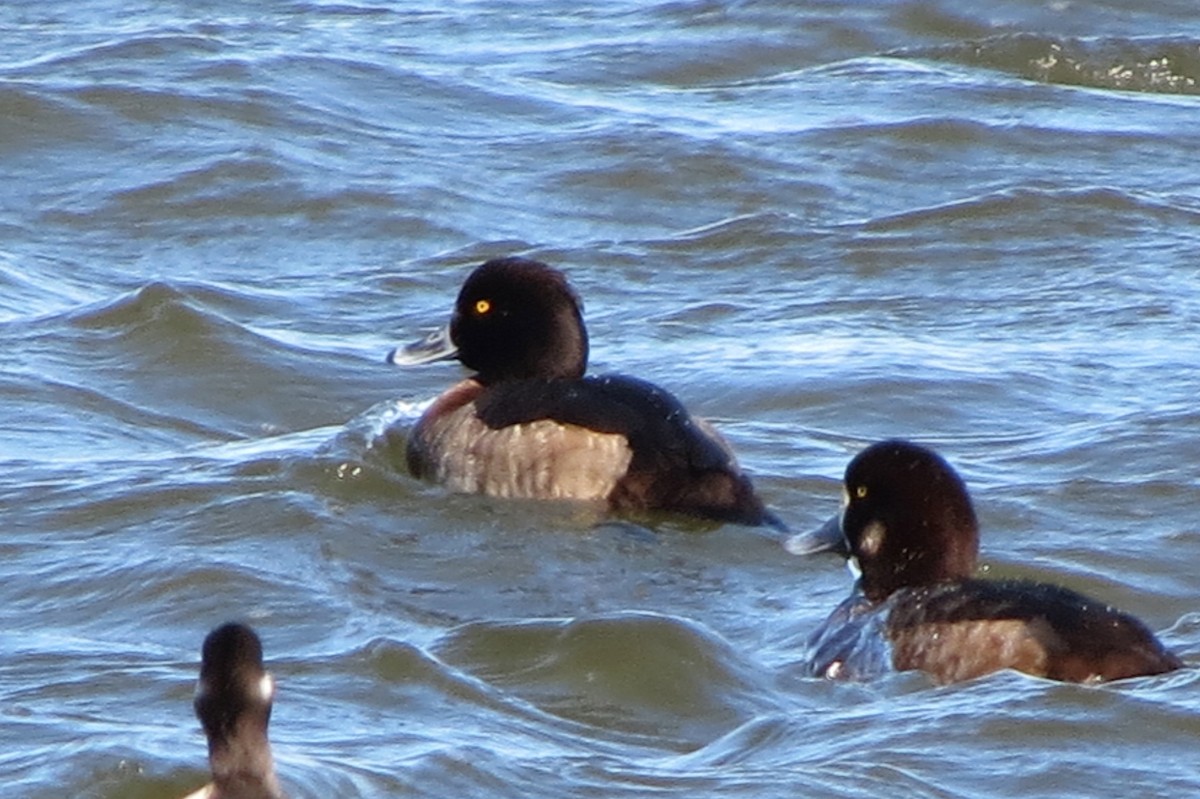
[
  {"x1": 848, "y1": 185, "x2": 1200, "y2": 233},
  {"x1": 432, "y1": 610, "x2": 777, "y2": 748},
  {"x1": 893, "y1": 34, "x2": 1200, "y2": 95}
]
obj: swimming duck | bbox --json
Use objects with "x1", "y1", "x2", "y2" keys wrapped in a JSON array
[
  {"x1": 790, "y1": 440, "x2": 1182, "y2": 684},
  {"x1": 183, "y1": 622, "x2": 285, "y2": 799},
  {"x1": 387, "y1": 257, "x2": 778, "y2": 528}
]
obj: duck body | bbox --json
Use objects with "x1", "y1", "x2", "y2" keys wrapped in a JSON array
[
  {"x1": 389, "y1": 257, "x2": 776, "y2": 527},
  {"x1": 405, "y1": 372, "x2": 768, "y2": 524},
  {"x1": 795, "y1": 440, "x2": 1182, "y2": 685},
  {"x1": 806, "y1": 578, "x2": 1183, "y2": 684}
]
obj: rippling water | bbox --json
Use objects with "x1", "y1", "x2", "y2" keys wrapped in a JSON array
[{"x1": 2, "y1": 2, "x2": 1198, "y2": 797}]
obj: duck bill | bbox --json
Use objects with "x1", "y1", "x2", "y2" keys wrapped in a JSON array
[
  {"x1": 387, "y1": 325, "x2": 458, "y2": 366},
  {"x1": 783, "y1": 513, "x2": 849, "y2": 557}
]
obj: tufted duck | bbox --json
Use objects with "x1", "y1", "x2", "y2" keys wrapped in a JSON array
[
  {"x1": 387, "y1": 257, "x2": 779, "y2": 528},
  {"x1": 183, "y1": 623, "x2": 285, "y2": 799},
  {"x1": 789, "y1": 440, "x2": 1182, "y2": 684}
]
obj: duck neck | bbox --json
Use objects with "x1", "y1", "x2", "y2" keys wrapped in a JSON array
[{"x1": 208, "y1": 722, "x2": 283, "y2": 799}]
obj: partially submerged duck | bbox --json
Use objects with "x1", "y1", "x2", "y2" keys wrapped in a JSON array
[
  {"x1": 790, "y1": 440, "x2": 1182, "y2": 684},
  {"x1": 388, "y1": 257, "x2": 778, "y2": 528},
  {"x1": 183, "y1": 622, "x2": 285, "y2": 799}
]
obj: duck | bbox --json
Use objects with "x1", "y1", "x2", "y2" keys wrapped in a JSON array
[
  {"x1": 788, "y1": 439, "x2": 1183, "y2": 684},
  {"x1": 183, "y1": 622, "x2": 285, "y2": 799},
  {"x1": 386, "y1": 256, "x2": 778, "y2": 528}
]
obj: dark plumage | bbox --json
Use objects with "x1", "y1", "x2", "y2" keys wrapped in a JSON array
[
  {"x1": 184, "y1": 623, "x2": 285, "y2": 799},
  {"x1": 387, "y1": 257, "x2": 778, "y2": 528},
  {"x1": 794, "y1": 440, "x2": 1182, "y2": 684}
]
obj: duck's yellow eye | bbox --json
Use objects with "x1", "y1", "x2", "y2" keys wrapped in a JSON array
[
  {"x1": 855, "y1": 485, "x2": 868, "y2": 499},
  {"x1": 474, "y1": 299, "x2": 491, "y2": 315}
]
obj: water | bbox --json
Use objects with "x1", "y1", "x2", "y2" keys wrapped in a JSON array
[{"x1": 2, "y1": 2, "x2": 1198, "y2": 797}]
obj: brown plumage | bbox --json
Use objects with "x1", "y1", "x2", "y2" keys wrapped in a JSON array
[{"x1": 801, "y1": 440, "x2": 1182, "y2": 684}]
